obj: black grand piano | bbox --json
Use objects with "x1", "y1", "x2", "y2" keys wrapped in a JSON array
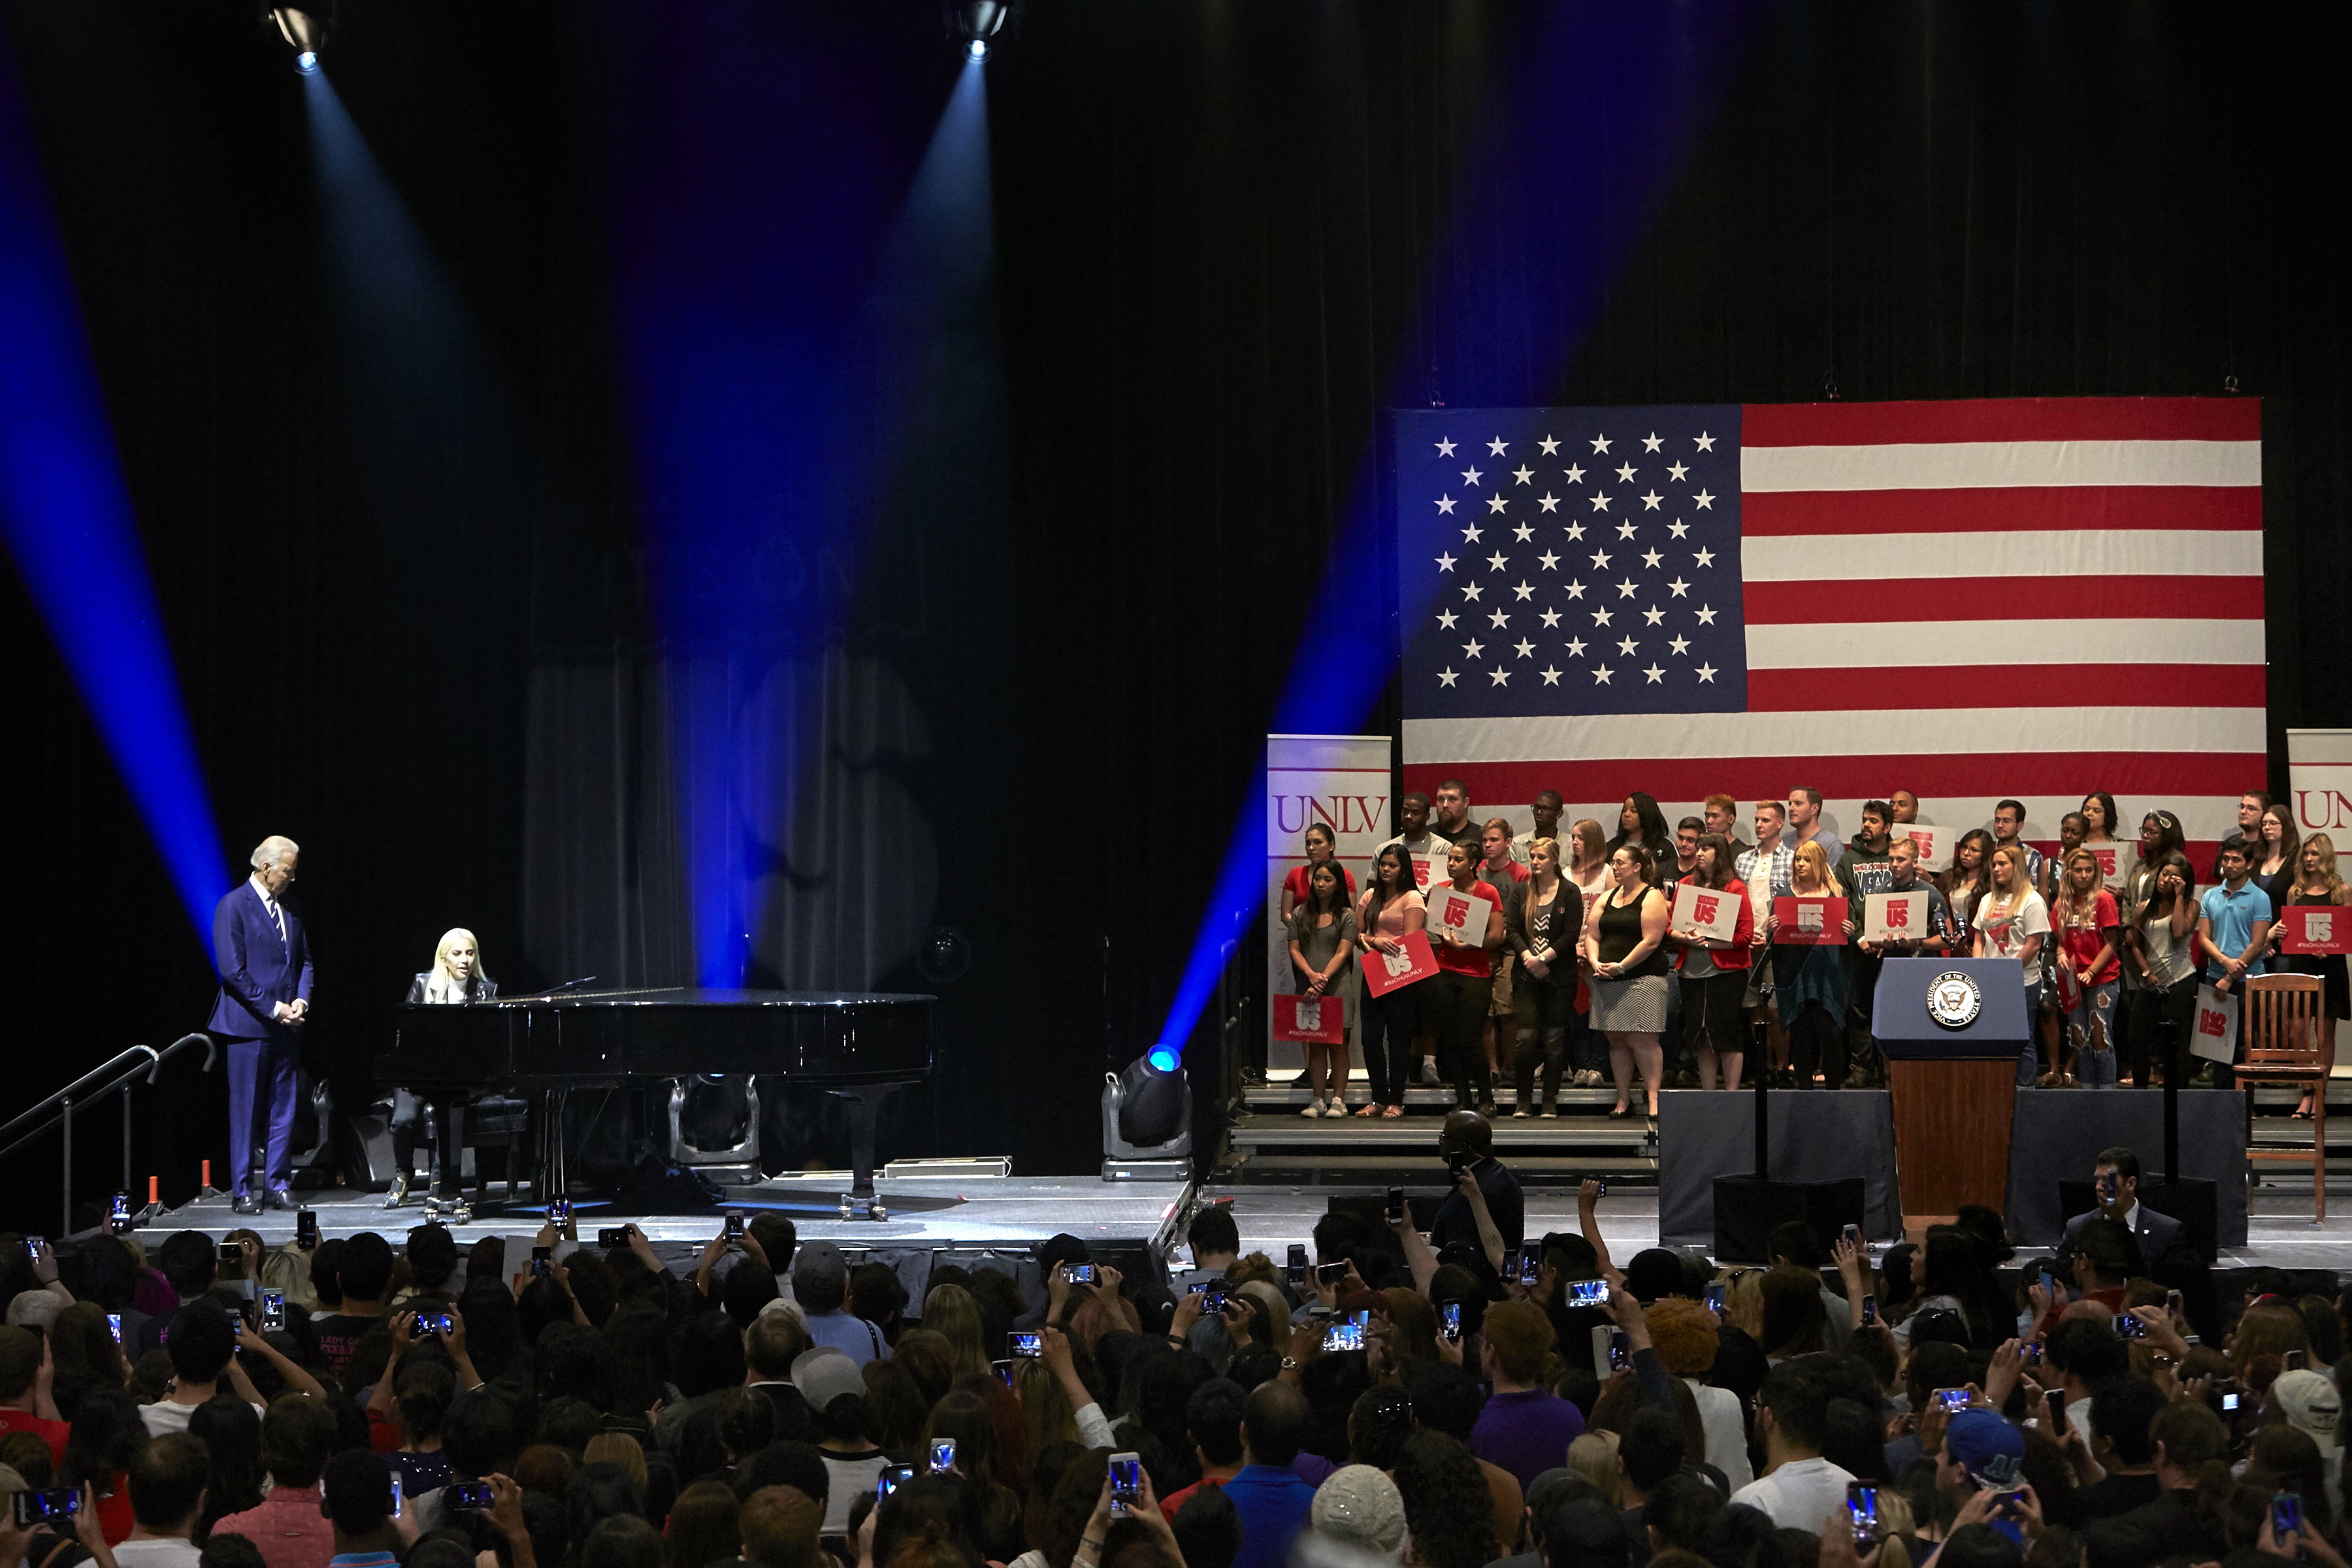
[{"x1": 383, "y1": 988, "x2": 933, "y2": 1211}]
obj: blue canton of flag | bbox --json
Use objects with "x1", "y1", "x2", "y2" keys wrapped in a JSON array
[{"x1": 1394, "y1": 406, "x2": 1746, "y2": 720}]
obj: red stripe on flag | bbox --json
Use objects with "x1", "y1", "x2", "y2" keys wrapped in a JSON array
[
  {"x1": 1742, "y1": 397, "x2": 2262, "y2": 446},
  {"x1": 1740, "y1": 486, "x2": 2262, "y2": 536},
  {"x1": 1405, "y1": 753, "x2": 2266, "y2": 807},
  {"x1": 1742, "y1": 576, "x2": 2262, "y2": 623},
  {"x1": 1748, "y1": 664, "x2": 2267, "y2": 712}
]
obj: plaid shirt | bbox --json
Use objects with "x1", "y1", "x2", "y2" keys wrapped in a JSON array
[{"x1": 1736, "y1": 841, "x2": 1796, "y2": 901}]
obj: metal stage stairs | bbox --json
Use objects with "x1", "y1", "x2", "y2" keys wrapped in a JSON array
[{"x1": 1220, "y1": 1073, "x2": 1659, "y2": 1188}]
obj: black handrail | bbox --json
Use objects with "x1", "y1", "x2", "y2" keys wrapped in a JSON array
[{"x1": 0, "y1": 1034, "x2": 216, "y2": 1232}]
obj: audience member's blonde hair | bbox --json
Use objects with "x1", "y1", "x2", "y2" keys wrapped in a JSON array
[
  {"x1": 583, "y1": 1432, "x2": 647, "y2": 1492},
  {"x1": 1793, "y1": 840, "x2": 1843, "y2": 897},
  {"x1": 1227, "y1": 1252, "x2": 1278, "y2": 1289},
  {"x1": 1566, "y1": 1430, "x2": 1622, "y2": 1507},
  {"x1": 920, "y1": 1284, "x2": 991, "y2": 1380},
  {"x1": 1013, "y1": 1358, "x2": 1078, "y2": 1454},
  {"x1": 1722, "y1": 1269, "x2": 1766, "y2": 1342}
]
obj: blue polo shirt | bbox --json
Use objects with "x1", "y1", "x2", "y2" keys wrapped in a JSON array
[
  {"x1": 1223, "y1": 1464, "x2": 1316, "y2": 1568},
  {"x1": 2198, "y1": 881, "x2": 2275, "y2": 980}
]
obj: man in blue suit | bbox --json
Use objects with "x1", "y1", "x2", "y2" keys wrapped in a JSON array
[
  {"x1": 209, "y1": 835, "x2": 314, "y2": 1215},
  {"x1": 2059, "y1": 1145, "x2": 2187, "y2": 1264}
]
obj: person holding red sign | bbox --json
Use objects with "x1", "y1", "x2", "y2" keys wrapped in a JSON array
[
  {"x1": 1765, "y1": 841, "x2": 1848, "y2": 1090},
  {"x1": 1973, "y1": 845, "x2": 2050, "y2": 1089},
  {"x1": 2123, "y1": 850, "x2": 2200, "y2": 1088},
  {"x1": 1582, "y1": 844, "x2": 1671, "y2": 1117},
  {"x1": 1353, "y1": 846, "x2": 1429, "y2": 1120},
  {"x1": 2052, "y1": 849, "x2": 2125, "y2": 1088},
  {"x1": 1278, "y1": 823, "x2": 1358, "y2": 924},
  {"x1": 2274, "y1": 832, "x2": 2350, "y2": 1119},
  {"x1": 1505, "y1": 838, "x2": 1582, "y2": 1118},
  {"x1": 1286, "y1": 862, "x2": 1360, "y2": 1117},
  {"x1": 1671, "y1": 832, "x2": 1754, "y2": 1092},
  {"x1": 2078, "y1": 792, "x2": 2129, "y2": 896},
  {"x1": 1478, "y1": 818, "x2": 1534, "y2": 1117},
  {"x1": 1429, "y1": 839, "x2": 1507, "y2": 1112}
]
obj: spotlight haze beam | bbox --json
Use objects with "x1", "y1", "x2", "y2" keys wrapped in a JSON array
[
  {"x1": 0, "y1": 39, "x2": 229, "y2": 940},
  {"x1": 1149, "y1": 1, "x2": 1763, "y2": 1065}
]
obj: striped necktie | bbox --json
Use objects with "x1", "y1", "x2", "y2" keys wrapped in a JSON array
[{"x1": 264, "y1": 894, "x2": 287, "y2": 955}]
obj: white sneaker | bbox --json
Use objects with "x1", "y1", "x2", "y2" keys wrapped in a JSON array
[
  {"x1": 1299, "y1": 1100, "x2": 1324, "y2": 1117},
  {"x1": 1326, "y1": 1098, "x2": 1347, "y2": 1117}
]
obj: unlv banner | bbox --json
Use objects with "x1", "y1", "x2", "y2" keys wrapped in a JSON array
[
  {"x1": 1266, "y1": 734, "x2": 1391, "y2": 1073},
  {"x1": 2289, "y1": 730, "x2": 2352, "y2": 841}
]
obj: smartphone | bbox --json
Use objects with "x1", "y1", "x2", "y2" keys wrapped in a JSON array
[
  {"x1": 1595, "y1": 1178, "x2": 1607, "y2": 1198},
  {"x1": 2021, "y1": 1339, "x2": 2043, "y2": 1367},
  {"x1": 260, "y1": 1290, "x2": 286, "y2": 1333},
  {"x1": 2219, "y1": 1383, "x2": 2244, "y2": 1414},
  {"x1": 1861, "y1": 1295, "x2": 1879, "y2": 1328},
  {"x1": 2287, "y1": 1349, "x2": 2308, "y2": 1371},
  {"x1": 1933, "y1": 1388, "x2": 1970, "y2": 1413},
  {"x1": 1520, "y1": 1252, "x2": 1544, "y2": 1286},
  {"x1": 1561, "y1": 1279, "x2": 1606, "y2": 1306},
  {"x1": 1705, "y1": 1284, "x2": 1725, "y2": 1313},
  {"x1": 1286, "y1": 1244, "x2": 1308, "y2": 1284},
  {"x1": 724, "y1": 1213, "x2": 745, "y2": 1241},
  {"x1": 928, "y1": 1438, "x2": 956, "y2": 1474},
  {"x1": 1108, "y1": 1453, "x2": 1143, "y2": 1519},
  {"x1": 2166, "y1": 1288, "x2": 2183, "y2": 1315},
  {"x1": 549, "y1": 1198, "x2": 571, "y2": 1225},
  {"x1": 220, "y1": 1241, "x2": 243, "y2": 1263},
  {"x1": 296, "y1": 1210, "x2": 319, "y2": 1250},
  {"x1": 877, "y1": 1465, "x2": 916, "y2": 1499},
  {"x1": 598, "y1": 1228, "x2": 632, "y2": 1249},
  {"x1": 390, "y1": 1473, "x2": 403, "y2": 1516},
  {"x1": 992, "y1": 1359, "x2": 1015, "y2": 1387},
  {"x1": 1322, "y1": 1320, "x2": 1365, "y2": 1352},
  {"x1": 1384, "y1": 1186, "x2": 1405, "y2": 1224},
  {"x1": 1441, "y1": 1302, "x2": 1462, "y2": 1343},
  {"x1": 106, "y1": 1313, "x2": 122, "y2": 1344},
  {"x1": 1314, "y1": 1262, "x2": 1350, "y2": 1287},
  {"x1": 2114, "y1": 1312, "x2": 2147, "y2": 1340},
  {"x1": 1065, "y1": 1263, "x2": 1098, "y2": 1284},
  {"x1": 2048, "y1": 1390, "x2": 2066, "y2": 1428},
  {"x1": 1608, "y1": 1329, "x2": 1629, "y2": 1371},
  {"x1": 108, "y1": 1194, "x2": 132, "y2": 1234},
  {"x1": 1009, "y1": 1331, "x2": 1043, "y2": 1359},
  {"x1": 22, "y1": 1237, "x2": 41, "y2": 1262},
  {"x1": 2039, "y1": 1269, "x2": 2056, "y2": 1298},
  {"x1": 1842, "y1": 1224, "x2": 1861, "y2": 1249},
  {"x1": 1199, "y1": 1286, "x2": 1230, "y2": 1314},
  {"x1": 12, "y1": 1490, "x2": 80, "y2": 1528},
  {"x1": 531, "y1": 1247, "x2": 553, "y2": 1279},
  {"x1": 2273, "y1": 1492, "x2": 2305, "y2": 1540},
  {"x1": 1447, "y1": 1149, "x2": 1471, "y2": 1181},
  {"x1": 446, "y1": 1480, "x2": 496, "y2": 1511},
  {"x1": 1846, "y1": 1482, "x2": 1879, "y2": 1547},
  {"x1": 414, "y1": 1311, "x2": 453, "y2": 1336},
  {"x1": 2099, "y1": 1170, "x2": 2119, "y2": 1200}
]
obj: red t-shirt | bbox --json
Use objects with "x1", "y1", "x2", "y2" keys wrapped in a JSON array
[
  {"x1": 0, "y1": 1407, "x2": 69, "y2": 1466},
  {"x1": 1429, "y1": 879, "x2": 1502, "y2": 977},
  {"x1": 2055, "y1": 889, "x2": 2122, "y2": 985}
]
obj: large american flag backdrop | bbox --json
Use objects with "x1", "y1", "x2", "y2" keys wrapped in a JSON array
[{"x1": 1394, "y1": 399, "x2": 2264, "y2": 858}]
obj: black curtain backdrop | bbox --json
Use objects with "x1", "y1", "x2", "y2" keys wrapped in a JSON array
[{"x1": 3, "y1": 0, "x2": 2347, "y2": 1227}]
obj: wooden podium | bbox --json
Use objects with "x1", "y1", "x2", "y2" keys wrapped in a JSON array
[{"x1": 1872, "y1": 959, "x2": 2033, "y2": 1236}]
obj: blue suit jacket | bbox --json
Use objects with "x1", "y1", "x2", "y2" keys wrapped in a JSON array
[{"x1": 208, "y1": 881, "x2": 315, "y2": 1039}]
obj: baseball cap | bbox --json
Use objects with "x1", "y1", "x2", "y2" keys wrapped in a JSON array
[
  {"x1": 791, "y1": 1347, "x2": 865, "y2": 1413},
  {"x1": 1035, "y1": 1234, "x2": 1091, "y2": 1273},
  {"x1": 1946, "y1": 1409, "x2": 2027, "y2": 1489},
  {"x1": 791, "y1": 1241, "x2": 848, "y2": 1295},
  {"x1": 6, "y1": 1291, "x2": 63, "y2": 1331},
  {"x1": 2274, "y1": 1370, "x2": 2341, "y2": 1445}
]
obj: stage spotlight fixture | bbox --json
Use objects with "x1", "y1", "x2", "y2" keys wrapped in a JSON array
[
  {"x1": 268, "y1": 3, "x2": 331, "y2": 73},
  {"x1": 1101, "y1": 1046, "x2": 1191, "y2": 1182},
  {"x1": 946, "y1": 0, "x2": 1018, "y2": 59}
]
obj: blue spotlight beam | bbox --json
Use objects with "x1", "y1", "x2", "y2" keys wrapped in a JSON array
[
  {"x1": 1152, "y1": 2, "x2": 1760, "y2": 1060},
  {"x1": 0, "y1": 42, "x2": 227, "y2": 939}
]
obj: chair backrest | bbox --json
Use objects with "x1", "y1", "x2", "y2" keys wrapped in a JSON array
[{"x1": 2245, "y1": 974, "x2": 2325, "y2": 1062}]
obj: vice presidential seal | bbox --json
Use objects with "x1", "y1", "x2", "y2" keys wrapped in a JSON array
[{"x1": 1925, "y1": 970, "x2": 1984, "y2": 1030}]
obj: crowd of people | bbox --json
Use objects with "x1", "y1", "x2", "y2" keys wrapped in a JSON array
[
  {"x1": 1282, "y1": 785, "x2": 2344, "y2": 1118},
  {"x1": 1, "y1": 1128, "x2": 2341, "y2": 1568}
]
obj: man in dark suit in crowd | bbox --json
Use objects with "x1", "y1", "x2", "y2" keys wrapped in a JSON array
[
  {"x1": 2061, "y1": 1145, "x2": 2185, "y2": 1262},
  {"x1": 1430, "y1": 1109, "x2": 1524, "y2": 1255},
  {"x1": 208, "y1": 835, "x2": 315, "y2": 1215}
]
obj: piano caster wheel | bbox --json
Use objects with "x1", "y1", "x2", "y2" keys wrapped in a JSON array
[
  {"x1": 838, "y1": 1194, "x2": 853, "y2": 1222},
  {"x1": 870, "y1": 1201, "x2": 889, "y2": 1222}
]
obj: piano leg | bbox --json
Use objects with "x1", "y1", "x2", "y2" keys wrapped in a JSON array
[{"x1": 825, "y1": 1084, "x2": 906, "y2": 1201}]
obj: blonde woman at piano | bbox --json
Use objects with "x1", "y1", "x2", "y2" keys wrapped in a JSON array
[{"x1": 387, "y1": 929, "x2": 498, "y2": 1205}]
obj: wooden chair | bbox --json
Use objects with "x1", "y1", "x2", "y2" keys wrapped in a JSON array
[{"x1": 2241, "y1": 974, "x2": 2328, "y2": 1220}]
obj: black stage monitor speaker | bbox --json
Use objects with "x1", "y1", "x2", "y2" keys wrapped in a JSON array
[{"x1": 1712, "y1": 1175, "x2": 1866, "y2": 1264}]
